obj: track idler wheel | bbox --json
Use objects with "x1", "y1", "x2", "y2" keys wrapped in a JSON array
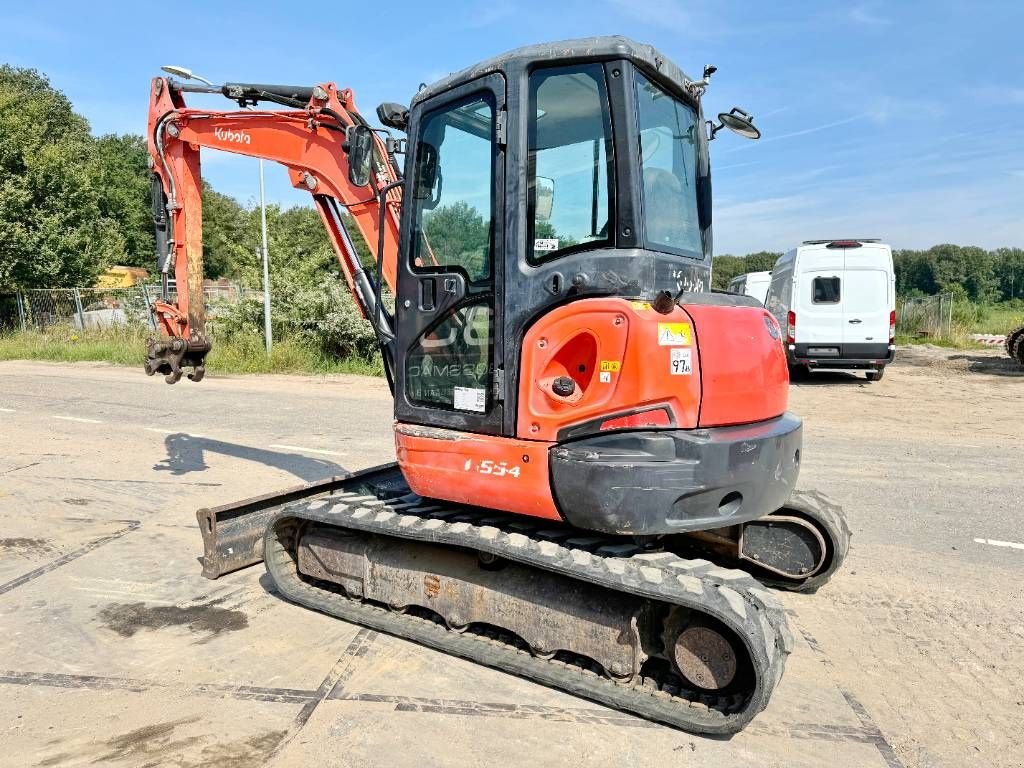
[
  {"x1": 662, "y1": 609, "x2": 748, "y2": 693},
  {"x1": 741, "y1": 489, "x2": 851, "y2": 593}
]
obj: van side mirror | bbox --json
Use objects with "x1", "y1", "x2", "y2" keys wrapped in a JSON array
[
  {"x1": 535, "y1": 176, "x2": 554, "y2": 221},
  {"x1": 347, "y1": 124, "x2": 374, "y2": 187}
]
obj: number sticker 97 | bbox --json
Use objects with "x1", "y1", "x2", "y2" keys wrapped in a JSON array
[
  {"x1": 669, "y1": 347, "x2": 692, "y2": 375},
  {"x1": 464, "y1": 459, "x2": 522, "y2": 478}
]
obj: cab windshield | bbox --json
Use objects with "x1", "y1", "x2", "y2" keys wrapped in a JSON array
[{"x1": 635, "y1": 72, "x2": 703, "y2": 258}]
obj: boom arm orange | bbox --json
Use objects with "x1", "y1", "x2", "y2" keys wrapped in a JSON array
[{"x1": 145, "y1": 77, "x2": 401, "y2": 348}]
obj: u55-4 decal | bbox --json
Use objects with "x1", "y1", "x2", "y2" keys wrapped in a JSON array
[{"x1": 463, "y1": 458, "x2": 522, "y2": 478}]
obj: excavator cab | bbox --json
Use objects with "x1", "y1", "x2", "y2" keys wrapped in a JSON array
[
  {"x1": 380, "y1": 41, "x2": 715, "y2": 436},
  {"x1": 344, "y1": 40, "x2": 799, "y2": 533}
]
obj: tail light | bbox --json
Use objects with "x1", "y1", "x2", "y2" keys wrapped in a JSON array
[
  {"x1": 786, "y1": 311, "x2": 796, "y2": 344},
  {"x1": 889, "y1": 309, "x2": 896, "y2": 343}
]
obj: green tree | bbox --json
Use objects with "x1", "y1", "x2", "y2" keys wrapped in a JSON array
[
  {"x1": 423, "y1": 201, "x2": 490, "y2": 281},
  {"x1": 992, "y1": 247, "x2": 1024, "y2": 302},
  {"x1": 201, "y1": 183, "x2": 257, "y2": 279},
  {"x1": 0, "y1": 66, "x2": 122, "y2": 289},
  {"x1": 91, "y1": 133, "x2": 154, "y2": 268},
  {"x1": 712, "y1": 251, "x2": 781, "y2": 290},
  {"x1": 929, "y1": 244, "x2": 996, "y2": 303}
]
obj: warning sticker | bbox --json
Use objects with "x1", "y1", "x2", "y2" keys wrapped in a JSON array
[
  {"x1": 599, "y1": 360, "x2": 621, "y2": 372},
  {"x1": 669, "y1": 348, "x2": 692, "y2": 376},
  {"x1": 631, "y1": 301, "x2": 651, "y2": 311},
  {"x1": 453, "y1": 386, "x2": 487, "y2": 413},
  {"x1": 533, "y1": 238, "x2": 559, "y2": 252},
  {"x1": 657, "y1": 322, "x2": 692, "y2": 346},
  {"x1": 599, "y1": 371, "x2": 612, "y2": 384}
]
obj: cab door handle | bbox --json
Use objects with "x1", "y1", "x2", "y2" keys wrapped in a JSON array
[{"x1": 848, "y1": 319, "x2": 862, "y2": 324}]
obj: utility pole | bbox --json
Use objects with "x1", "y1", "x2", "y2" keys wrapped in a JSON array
[{"x1": 258, "y1": 159, "x2": 272, "y2": 355}]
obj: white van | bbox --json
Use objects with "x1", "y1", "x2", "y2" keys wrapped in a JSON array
[
  {"x1": 765, "y1": 239, "x2": 896, "y2": 381},
  {"x1": 727, "y1": 271, "x2": 772, "y2": 305}
]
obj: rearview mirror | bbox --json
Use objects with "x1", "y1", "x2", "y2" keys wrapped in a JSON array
[
  {"x1": 710, "y1": 108, "x2": 761, "y2": 141},
  {"x1": 414, "y1": 141, "x2": 439, "y2": 200},
  {"x1": 535, "y1": 176, "x2": 554, "y2": 221},
  {"x1": 347, "y1": 124, "x2": 374, "y2": 187}
]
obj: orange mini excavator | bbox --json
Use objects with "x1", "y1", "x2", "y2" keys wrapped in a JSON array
[{"x1": 146, "y1": 37, "x2": 849, "y2": 734}]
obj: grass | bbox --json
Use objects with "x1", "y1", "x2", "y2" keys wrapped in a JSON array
[
  {"x1": 0, "y1": 325, "x2": 384, "y2": 377},
  {"x1": 897, "y1": 299, "x2": 1022, "y2": 348}
]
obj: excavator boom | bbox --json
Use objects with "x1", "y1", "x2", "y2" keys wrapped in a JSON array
[{"x1": 146, "y1": 77, "x2": 400, "y2": 383}]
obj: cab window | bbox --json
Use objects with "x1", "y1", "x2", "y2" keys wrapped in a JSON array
[{"x1": 527, "y1": 64, "x2": 614, "y2": 263}]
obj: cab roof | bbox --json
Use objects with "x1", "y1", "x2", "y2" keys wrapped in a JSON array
[{"x1": 412, "y1": 36, "x2": 696, "y2": 107}]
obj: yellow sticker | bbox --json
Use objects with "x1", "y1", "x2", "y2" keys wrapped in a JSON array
[
  {"x1": 600, "y1": 360, "x2": 621, "y2": 372},
  {"x1": 657, "y1": 322, "x2": 692, "y2": 346},
  {"x1": 631, "y1": 301, "x2": 651, "y2": 311}
]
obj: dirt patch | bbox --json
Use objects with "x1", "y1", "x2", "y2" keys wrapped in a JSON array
[
  {"x1": 97, "y1": 599, "x2": 248, "y2": 642},
  {"x1": 36, "y1": 717, "x2": 285, "y2": 768},
  {"x1": 178, "y1": 730, "x2": 288, "y2": 768},
  {"x1": 0, "y1": 537, "x2": 54, "y2": 555},
  {"x1": 62, "y1": 498, "x2": 91, "y2": 506},
  {"x1": 892, "y1": 344, "x2": 1024, "y2": 377}
]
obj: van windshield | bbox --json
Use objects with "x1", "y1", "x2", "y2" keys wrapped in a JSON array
[{"x1": 635, "y1": 72, "x2": 702, "y2": 258}]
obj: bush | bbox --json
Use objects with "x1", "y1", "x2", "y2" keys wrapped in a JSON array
[{"x1": 217, "y1": 273, "x2": 379, "y2": 362}]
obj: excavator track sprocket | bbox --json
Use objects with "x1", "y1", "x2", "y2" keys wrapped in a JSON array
[
  {"x1": 259, "y1": 465, "x2": 793, "y2": 735},
  {"x1": 676, "y1": 489, "x2": 851, "y2": 593}
]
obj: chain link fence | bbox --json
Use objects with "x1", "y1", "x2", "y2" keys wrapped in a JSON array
[
  {"x1": 0, "y1": 282, "x2": 261, "y2": 333},
  {"x1": 897, "y1": 293, "x2": 954, "y2": 339}
]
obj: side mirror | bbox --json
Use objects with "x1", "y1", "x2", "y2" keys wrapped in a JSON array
[
  {"x1": 709, "y1": 108, "x2": 761, "y2": 141},
  {"x1": 347, "y1": 124, "x2": 374, "y2": 187},
  {"x1": 534, "y1": 176, "x2": 554, "y2": 221},
  {"x1": 414, "y1": 141, "x2": 439, "y2": 200}
]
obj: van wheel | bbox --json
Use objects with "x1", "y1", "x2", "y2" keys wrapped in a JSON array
[{"x1": 866, "y1": 368, "x2": 884, "y2": 382}]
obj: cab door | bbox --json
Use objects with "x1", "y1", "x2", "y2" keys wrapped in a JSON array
[{"x1": 394, "y1": 74, "x2": 506, "y2": 435}]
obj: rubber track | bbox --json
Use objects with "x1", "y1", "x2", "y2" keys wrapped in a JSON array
[
  {"x1": 262, "y1": 482, "x2": 793, "y2": 735},
  {"x1": 1008, "y1": 325, "x2": 1024, "y2": 366},
  {"x1": 764, "y1": 489, "x2": 852, "y2": 594}
]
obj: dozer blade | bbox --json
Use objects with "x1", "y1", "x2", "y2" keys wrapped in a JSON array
[{"x1": 196, "y1": 464, "x2": 407, "y2": 579}]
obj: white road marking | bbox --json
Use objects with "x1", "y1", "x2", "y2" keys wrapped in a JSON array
[
  {"x1": 53, "y1": 415, "x2": 103, "y2": 424},
  {"x1": 974, "y1": 538, "x2": 1024, "y2": 551},
  {"x1": 0, "y1": 407, "x2": 15, "y2": 412},
  {"x1": 269, "y1": 443, "x2": 345, "y2": 457}
]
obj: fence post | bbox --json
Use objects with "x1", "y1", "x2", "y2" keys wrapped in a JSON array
[
  {"x1": 72, "y1": 288, "x2": 86, "y2": 331},
  {"x1": 140, "y1": 284, "x2": 158, "y2": 331},
  {"x1": 16, "y1": 292, "x2": 26, "y2": 332}
]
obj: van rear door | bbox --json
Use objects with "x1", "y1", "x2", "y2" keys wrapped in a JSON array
[
  {"x1": 798, "y1": 247, "x2": 844, "y2": 349},
  {"x1": 841, "y1": 246, "x2": 890, "y2": 349}
]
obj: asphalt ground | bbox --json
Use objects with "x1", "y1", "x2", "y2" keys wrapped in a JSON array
[{"x1": 1, "y1": 356, "x2": 1021, "y2": 767}]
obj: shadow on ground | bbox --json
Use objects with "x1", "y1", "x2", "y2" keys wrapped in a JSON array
[
  {"x1": 946, "y1": 354, "x2": 1024, "y2": 377},
  {"x1": 154, "y1": 433, "x2": 347, "y2": 481},
  {"x1": 789, "y1": 370, "x2": 872, "y2": 386}
]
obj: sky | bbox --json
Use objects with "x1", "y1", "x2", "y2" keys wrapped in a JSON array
[{"x1": 3, "y1": 0, "x2": 1022, "y2": 255}]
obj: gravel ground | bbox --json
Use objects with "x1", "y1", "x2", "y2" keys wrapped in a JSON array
[{"x1": 0, "y1": 355, "x2": 1021, "y2": 768}]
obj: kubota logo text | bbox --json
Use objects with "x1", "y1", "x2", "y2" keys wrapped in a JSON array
[{"x1": 214, "y1": 127, "x2": 251, "y2": 144}]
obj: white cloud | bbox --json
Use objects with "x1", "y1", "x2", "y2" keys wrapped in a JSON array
[
  {"x1": 848, "y1": 5, "x2": 892, "y2": 26},
  {"x1": 974, "y1": 85, "x2": 1024, "y2": 106}
]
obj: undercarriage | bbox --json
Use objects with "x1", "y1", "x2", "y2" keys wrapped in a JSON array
[{"x1": 199, "y1": 463, "x2": 849, "y2": 735}]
